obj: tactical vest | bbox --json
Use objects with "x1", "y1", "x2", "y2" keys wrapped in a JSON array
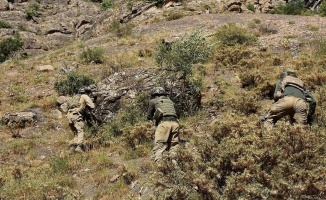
[
  {"x1": 275, "y1": 76, "x2": 305, "y2": 100},
  {"x1": 280, "y1": 76, "x2": 305, "y2": 93},
  {"x1": 156, "y1": 97, "x2": 177, "y2": 117},
  {"x1": 67, "y1": 95, "x2": 81, "y2": 110}
]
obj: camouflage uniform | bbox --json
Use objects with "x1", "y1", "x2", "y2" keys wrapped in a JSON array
[
  {"x1": 263, "y1": 70, "x2": 309, "y2": 129},
  {"x1": 67, "y1": 93, "x2": 95, "y2": 152},
  {"x1": 147, "y1": 88, "x2": 179, "y2": 162}
]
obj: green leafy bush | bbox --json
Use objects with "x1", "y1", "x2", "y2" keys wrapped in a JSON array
[
  {"x1": 25, "y1": 3, "x2": 42, "y2": 20},
  {"x1": 214, "y1": 23, "x2": 257, "y2": 46},
  {"x1": 165, "y1": 12, "x2": 184, "y2": 21},
  {"x1": 155, "y1": 31, "x2": 209, "y2": 79},
  {"x1": 213, "y1": 45, "x2": 252, "y2": 69},
  {"x1": 0, "y1": 20, "x2": 12, "y2": 29},
  {"x1": 79, "y1": 47, "x2": 105, "y2": 64},
  {"x1": 247, "y1": 3, "x2": 255, "y2": 12},
  {"x1": 318, "y1": 0, "x2": 326, "y2": 16},
  {"x1": 54, "y1": 73, "x2": 95, "y2": 95},
  {"x1": 109, "y1": 20, "x2": 135, "y2": 38},
  {"x1": 0, "y1": 34, "x2": 23, "y2": 62},
  {"x1": 101, "y1": 0, "x2": 113, "y2": 10},
  {"x1": 270, "y1": 0, "x2": 308, "y2": 15}
]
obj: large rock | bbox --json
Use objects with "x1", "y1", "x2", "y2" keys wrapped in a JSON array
[
  {"x1": 60, "y1": 68, "x2": 201, "y2": 123},
  {"x1": 56, "y1": 68, "x2": 202, "y2": 124},
  {"x1": 2, "y1": 111, "x2": 37, "y2": 128},
  {"x1": 0, "y1": 0, "x2": 9, "y2": 11},
  {"x1": 36, "y1": 64, "x2": 54, "y2": 72}
]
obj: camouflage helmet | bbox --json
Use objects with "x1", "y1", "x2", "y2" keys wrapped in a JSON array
[
  {"x1": 280, "y1": 69, "x2": 297, "y2": 79},
  {"x1": 151, "y1": 87, "x2": 166, "y2": 97},
  {"x1": 78, "y1": 88, "x2": 86, "y2": 94},
  {"x1": 286, "y1": 70, "x2": 297, "y2": 77}
]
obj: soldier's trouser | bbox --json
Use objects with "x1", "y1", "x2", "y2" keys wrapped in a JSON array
[
  {"x1": 152, "y1": 121, "x2": 179, "y2": 162},
  {"x1": 68, "y1": 120, "x2": 85, "y2": 146},
  {"x1": 264, "y1": 96, "x2": 308, "y2": 129}
]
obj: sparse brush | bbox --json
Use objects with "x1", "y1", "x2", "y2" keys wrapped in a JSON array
[
  {"x1": 258, "y1": 81, "x2": 275, "y2": 99},
  {"x1": 228, "y1": 92, "x2": 260, "y2": 114},
  {"x1": 0, "y1": 20, "x2": 12, "y2": 29},
  {"x1": 54, "y1": 72, "x2": 95, "y2": 96},
  {"x1": 109, "y1": 20, "x2": 135, "y2": 38},
  {"x1": 155, "y1": 31, "x2": 209, "y2": 80},
  {"x1": 0, "y1": 33, "x2": 23, "y2": 62},
  {"x1": 239, "y1": 70, "x2": 264, "y2": 89},
  {"x1": 214, "y1": 23, "x2": 257, "y2": 46},
  {"x1": 258, "y1": 23, "x2": 278, "y2": 35},
  {"x1": 213, "y1": 45, "x2": 252, "y2": 69},
  {"x1": 165, "y1": 11, "x2": 184, "y2": 21},
  {"x1": 79, "y1": 46, "x2": 105, "y2": 64}
]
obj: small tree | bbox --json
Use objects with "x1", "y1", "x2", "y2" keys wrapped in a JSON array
[
  {"x1": 54, "y1": 73, "x2": 95, "y2": 96},
  {"x1": 25, "y1": 3, "x2": 42, "y2": 20},
  {"x1": 101, "y1": 0, "x2": 113, "y2": 10},
  {"x1": 155, "y1": 31, "x2": 209, "y2": 80},
  {"x1": 214, "y1": 23, "x2": 257, "y2": 46},
  {"x1": 318, "y1": 0, "x2": 326, "y2": 17},
  {"x1": 0, "y1": 20, "x2": 12, "y2": 29},
  {"x1": 270, "y1": 0, "x2": 308, "y2": 15},
  {"x1": 0, "y1": 34, "x2": 23, "y2": 62},
  {"x1": 79, "y1": 47, "x2": 105, "y2": 64}
]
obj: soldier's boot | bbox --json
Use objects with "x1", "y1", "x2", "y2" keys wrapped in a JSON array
[{"x1": 75, "y1": 145, "x2": 85, "y2": 153}]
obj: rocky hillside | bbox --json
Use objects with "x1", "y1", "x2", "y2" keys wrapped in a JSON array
[{"x1": 0, "y1": 0, "x2": 326, "y2": 199}]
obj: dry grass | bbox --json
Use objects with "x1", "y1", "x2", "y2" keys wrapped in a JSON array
[{"x1": 0, "y1": 10, "x2": 326, "y2": 200}]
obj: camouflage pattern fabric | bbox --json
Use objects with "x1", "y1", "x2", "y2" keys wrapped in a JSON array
[
  {"x1": 66, "y1": 94, "x2": 95, "y2": 152},
  {"x1": 152, "y1": 121, "x2": 179, "y2": 162},
  {"x1": 264, "y1": 96, "x2": 308, "y2": 130},
  {"x1": 147, "y1": 95, "x2": 179, "y2": 162}
]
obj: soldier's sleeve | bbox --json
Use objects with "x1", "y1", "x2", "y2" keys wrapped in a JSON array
[
  {"x1": 273, "y1": 79, "x2": 282, "y2": 101},
  {"x1": 147, "y1": 100, "x2": 155, "y2": 120},
  {"x1": 83, "y1": 95, "x2": 95, "y2": 109}
]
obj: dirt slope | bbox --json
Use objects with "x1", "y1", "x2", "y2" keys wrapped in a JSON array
[{"x1": 1, "y1": 12, "x2": 326, "y2": 199}]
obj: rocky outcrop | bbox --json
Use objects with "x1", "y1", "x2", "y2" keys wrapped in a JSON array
[
  {"x1": 2, "y1": 111, "x2": 37, "y2": 128},
  {"x1": 56, "y1": 68, "x2": 202, "y2": 124},
  {"x1": 0, "y1": 0, "x2": 324, "y2": 58},
  {"x1": 0, "y1": 0, "x2": 9, "y2": 11}
]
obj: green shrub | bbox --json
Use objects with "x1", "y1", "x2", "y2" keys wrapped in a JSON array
[
  {"x1": 247, "y1": 3, "x2": 255, "y2": 12},
  {"x1": 109, "y1": 20, "x2": 135, "y2": 38},
  {"x1": 0, "y1": 34, "x2": 24, "y2": 62},
  {"x1": 165, "y1": 12, "x2": 184, "y2": 21},
  {"x1": 213, "y1": 45, "x2": 252, "y2": 69},
  {"x1": 318, "y1": 0, "x2": 326, "y2": 16},
  {"x1": 25, "y1": 3, "x2": 42, "y2": 20},
  {"x1": 101, "y1": 0, "x2": 113, "y2": 10},
  {"x1": 270, "y1": 0, "x2": 308, "y2": 15},
  {"x1": 54, "y1": 73, "x2": 95, "y2": 96},
  {"x1": 155, "y1": 31, "x2": 209, "y2": 80},
  {"x1": 214, "y1": 23, "x2": 257, "y2": 46},
  {"x1": 50, "y1": 157, "x2": 70, "y2": 174},
  {"x1": 0, "y1": 20, "x2": 12, "y2": 29},
  {"x1": 79, "y1": 47, "x2": 105, "y2": 64}
]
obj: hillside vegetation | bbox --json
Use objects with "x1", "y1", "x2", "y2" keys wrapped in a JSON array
[{"x1": 0, "y1": 1, "x2": 326, "y2": 199}]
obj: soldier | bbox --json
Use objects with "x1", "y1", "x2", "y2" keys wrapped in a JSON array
[
  {"x1": 147, "y1": 87, "x2": 179, "y2": 162},
  {"x1": 262, "y1": 70, "x2": 316, "y2": 129},
  {"x1": 66, "y1": 88, "x2": 95, "y2": 153}
]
